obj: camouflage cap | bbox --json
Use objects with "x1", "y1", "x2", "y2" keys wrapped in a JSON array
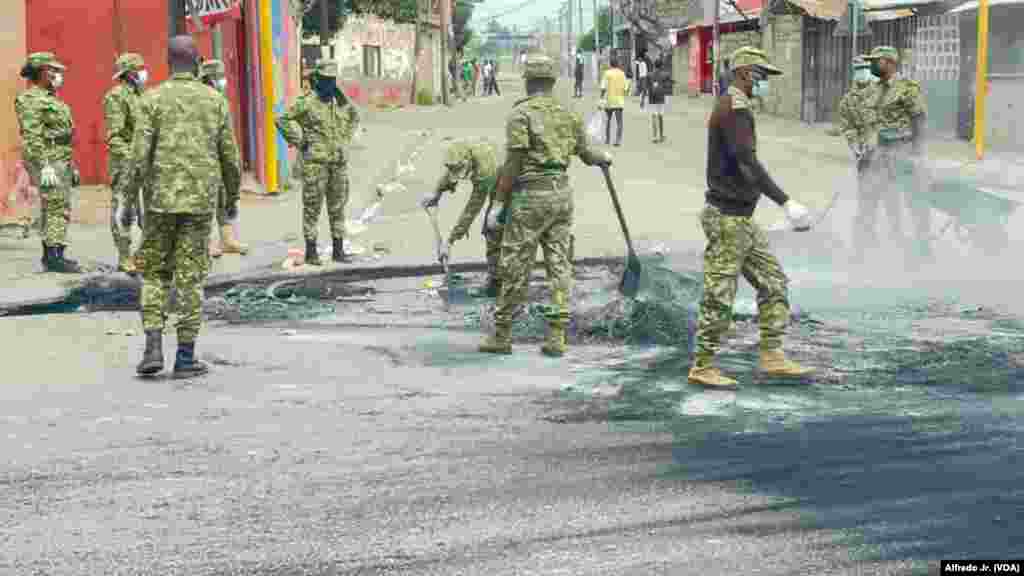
[
  {"x1": 864, "y1": 45, "x2": 899, "y2": 62},
  {"x1": 26, "y1": 52, "x2": 65, "y2": 71},
  {"x1": 113, "y1": 53, "x2": 145, "y2": 79},
  {"x1": 315, "y1": 59, "x2": 338, "y2": 77},
  {"x1": 729, "y1": 46, "x2": 782, "y2": 75},
  {"x1": 199, "y1": 59, "x2": 226, "y2": 80},
  {"x1": 522, "y1": 52, "x2": 557, "y2": 80}
]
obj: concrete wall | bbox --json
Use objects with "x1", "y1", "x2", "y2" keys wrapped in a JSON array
[
  {"x1": 326, "y1": 14, "x2": 418, "y2": 107},
  {"x1": 0, "y1": 0, "x2": 27, "y2": 223},
  {"x1": 760, "y1": 14, "x2": 803, "y2": 120},
  {"x1": 673, "y1": 36, "x2": 689, "y2": 96}
]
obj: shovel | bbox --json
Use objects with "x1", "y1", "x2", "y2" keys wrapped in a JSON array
[
  {"x1": 600, "y1": 165, "x2": 643, "y2": 298},
  {"x1": 424, "y1": 206, "x2": 470, "y2": 305}
]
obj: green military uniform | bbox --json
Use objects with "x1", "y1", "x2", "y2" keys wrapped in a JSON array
[
  {"x1": 837, "y1": 56, "x2": 878, "y2": 158},
  {"x1": 434, "y1": 138, "x2": 502, "y2": 292},
  {"x1": 862, "y1": 45, "x2": 930, "y2": 260},
  {"x1": 14, "y1": 52, "x2": 80, "y2": 273},
  {"x1": 275, "y1": 59, "x2": 359, "y2": 265},
  {"x1": 131, "y1": 70, "x2": 241, "y2": 377},
  {"x1": 198, "y1": 59, "x2": 248, "y2": 256},
  {"x1": 480, "y1": 53, "x2": 607, "y2": 357},
  {"x1": 689, "y1": 47, "x2": 813, "y2": 388},
  {"x1": 104, "y1": 53, "x2": 146, "y2": 273}
]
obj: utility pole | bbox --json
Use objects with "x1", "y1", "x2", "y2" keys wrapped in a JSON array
[
  {"x1": 712, "y1": 0, "x2": 720, "y2": 96},
  {"x1": 593, "y1": 0, "x2": 599, "y2": 54},
  {"x1": 441, "y1": 0, "x2": 450, "y2": 105},
  {"x1": 974, "y1": 0, "x2": 989, "y2": 159},
  {"x1": 568, "y1": 0, "x2": 574, "y2": 60},
  {"x1": 319, "y1": 0, "x2": 333, "y2": 58},
  {"x1": 411, "y1": 0, "x2": 421, "y2": 104}
]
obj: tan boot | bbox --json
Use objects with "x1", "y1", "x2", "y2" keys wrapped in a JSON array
[
  {"x1": 759, "y1": 349, "x2": 814, "y2": 378},
  {"x1": 687, "y1": 353, "x2": 738, "y2": 388},
  {"x1": 479, "y1": 323, "x2": 512, "y2": 354},
  {"x1": 540, "y1": 323, "x2": 567, "y2": 357},
  {"x1": 220, "y1": 224, "x2": 249, "y2": 254},
  {"x1": 209, "y1": 237, "x2": 223, "y2": 258},
  {"x1": 132, "y1": 251, "x2": 144, "y2": 275}
]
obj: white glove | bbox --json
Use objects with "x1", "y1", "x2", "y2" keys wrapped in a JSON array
[
  {"x1": 783, "y1": 200, "x2": 812, "y2": 231},
  {"x1": 114, "y1": 201, "x2": 129, "y2": 231},
  {"x1": 485, "y1": 203, "x2": 504, "y2": 232},
  {"x1": 848, "y1": 141, "x2": 863, "y2": 159},
  {"x1": 40, "y1": 164, "x2": 59, "y2": 188}
]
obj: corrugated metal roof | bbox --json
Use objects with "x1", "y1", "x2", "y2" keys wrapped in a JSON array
[
  {"x1": 786, "y1": 0, "x2": 849, "y2": 19},
  {"x1": 950, "y1": 0, "x2": 1024, "y2": 11}
]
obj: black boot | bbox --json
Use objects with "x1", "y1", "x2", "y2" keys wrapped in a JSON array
[
  {"x1": 136, "y1": 330, "x2": 164, "y2": 376},
  {"x1": 305, "y1": 239, "x2": 321, "y2": 266},
  {"x1": 56, "y1": 246, "x2": 82, "y2": 273},
  {"x1": 173, "y1": 342, "x2": 209, "y2": 378},
  {"x1": 332, "y1": 237, "x2": 350, "y2": 263},
  {"x1": 43, "y1": 245, "x2": 82, "y2": 274},
  {"x1": 41, "y1": 241, "x2": 47, "y2": 266}
]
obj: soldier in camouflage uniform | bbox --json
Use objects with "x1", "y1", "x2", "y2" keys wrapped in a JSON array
[
  {"x1": 862, "y1": 45, "x2": 931, "y2": 262},
  {"x1": 690, "y1": 47, "x2": 814, "y2": 388},
  {"x1": 104, "y1": 53, "x2": 148, "y2": 274},
  {"x1": 198, "y1": 59, "x2": 249, "y2": 258},
  {"x1": 130, "y1": 36, "x2": 242, "y2": 378},
  {"x1": 276, "y1": 59, "x2": 360, "y2": 266},
  {"x1": 421, "y1": 137, "x2": 503, "y2": 297},
  {"x1": 14, "y1": 52, "x2": 81, "y2": 273},
  {"x1": 479, "y1": 52, "x2": 611, "y2": 357}
]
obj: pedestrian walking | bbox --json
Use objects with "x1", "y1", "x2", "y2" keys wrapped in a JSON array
[
  {"x1": 15, "y1": 51, "x2": 81, "y2": 273},
  {"x1": 647, "y1": 58, "x2": 672, "y2": 143},
  {"x1": 635, "y1": 54, "x2": 649, "y2": 108},
  {"x1": 574, "y1": 49, "x2": 585, "y2": 98},
  {"x1": 104, "y1": 53, "x2": 148, "y2": 274},
  {"x1": 600, "y1": 56, "x2": 627, "y2": 146},
  {"x1": 198, "y1": 59, "x2": 249, "y2": 258},
  {"x1": 131, "y1": 36, "x2": 242, "y2": 378},
  {"x1": 276, "y1": 59, "x2": 360, "y2": 266},
  {"x1": 862, "y1": 45, "x2": 931, "y2": 264},
  {"x1": 473, "y1": 60, "x2": 481, "y2": 96},
  {"x1": 478, "y1": 53, "x2": 611, "y2": 357},
  {"x1": 420, "y1": 137, "x2": 503, "y2": 296},
  {"x1": 689, "y1": 46, "x2": 815, "y2": 388},
  {"x1": 490, "y1": 59, "x2": 501, "y2": 96},
  {"x1": 837, "y1": 55, "x2": 884, "y2": 261}
]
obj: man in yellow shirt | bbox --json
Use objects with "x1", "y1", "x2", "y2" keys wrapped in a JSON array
[{"x1": 600, "y1": 57, "x2": 627, "y2": 146}]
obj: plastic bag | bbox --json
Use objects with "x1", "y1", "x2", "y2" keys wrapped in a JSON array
[{"x1": 586, "y1": 110, "x2": 606, "y2": 144}]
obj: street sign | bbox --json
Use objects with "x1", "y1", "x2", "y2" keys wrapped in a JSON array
[{"x1": 184, "y1": 0, "x2": 242, "y2": 32}]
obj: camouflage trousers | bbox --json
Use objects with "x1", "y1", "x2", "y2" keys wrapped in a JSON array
[
  {"x1": 39, "y1": 183, "x2": 70, "y2": 247},
  {"x1": 138, "y1": 212, "x2": 212, "y2": 342},
  {"x1": 108, "y1": 160, "x2": 139, "y2": 258},
  {"x1": 301, "y1": 161, "x2": 348, "y2": 241},
  {"x1": 494, "y1": 184, "x2": 573, "y2": 328},
  {"x1": 695, "y1": 205, "x2": 790, "y2": 357},
  {"x1": 484, "y1": 225, "x2": 503, "y2": 281}
]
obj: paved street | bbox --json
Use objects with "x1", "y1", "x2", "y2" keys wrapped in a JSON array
[{"x1": 1, "y1": 77, "x2": 1022, "y2": 574}]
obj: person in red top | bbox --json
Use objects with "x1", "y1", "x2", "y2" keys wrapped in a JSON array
[{"x1": 689, "y1": 46, "x2": 816, "y2": 389}]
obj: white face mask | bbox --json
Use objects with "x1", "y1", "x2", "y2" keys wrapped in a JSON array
[
  {"x1": 136, "y1": 69, "x2": 149, "y2": 85},
  {"x1": 215, "y1": 78, "x2": 227, "y2": 91},
  {"x1": 50, "y1": 72, "x2": 64, "y2": 89},
  {"x1": 752, "y1": 80, "x2": 769, "y2": 97},
  {"x1": 853, "y1": 69, "x2": 874, "y2": 84}
]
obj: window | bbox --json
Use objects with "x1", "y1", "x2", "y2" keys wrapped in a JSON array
[{"x1": 363, "y1": 45, "x2": 381, "y2": 78}]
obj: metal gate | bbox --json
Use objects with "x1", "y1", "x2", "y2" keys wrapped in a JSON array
[{"x1": 801, "y1": 15, "x2": 924, "y2": 125}]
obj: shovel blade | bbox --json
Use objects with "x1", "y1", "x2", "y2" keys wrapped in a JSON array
[{"x1": 619, "y1": 253, "x2": 643, "y2": 298}]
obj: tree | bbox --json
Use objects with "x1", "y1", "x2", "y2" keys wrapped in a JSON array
[
  {"x1": 616, "y1": 0, "x2": 684, "y2": 59},
  {"x1": 578, "y1": 6, "x2": 612, "y2": 52},
  {"x1": 452, "y1": 1, "x2": 476, "y2": 53},
  {"x1": 300, "y1": 0, "x2": 418, "y2": 39}
]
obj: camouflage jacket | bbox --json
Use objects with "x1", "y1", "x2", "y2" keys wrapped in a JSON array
[
  {"x1": 837, "y1": 82, "x2": 877, "y2": 150},
  {"x1": 103, "y1": 82, "x2": 142, "y2": 168},
  {"x1": 130, "y1": 73, "x2": 242, "y2": 215},
  {"x1": 275, "y1": 92, "x2": 359, "y2": 165},
  {"x1": 506, "y1": 95, "x2": 602, "y2": 187},
  {"x1": 437, "y1": 138, "x2": 500, "y2": 239},
  {"x1": 872, "y1": 74, "x2": 926, "y2": 139},
  {"x1": 14, "y1": 86, "x2": 74, "y2": 174}
]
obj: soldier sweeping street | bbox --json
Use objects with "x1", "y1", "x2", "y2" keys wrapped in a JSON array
[
  {"x1": 862, "y1": 45, "x2": 931, "y2": 263},
  {"x1": 479, "y1": 52, "x2": 611, "y2": 357},
  {"x1": 421, "y1": 137, "x2": 503, "y2": 297},
  {"x1": 104, "y1": 53, "x2": 148, "y2": 274},
  {"x1": 198, "y1": 59, "x2": 249, "y2": 258},
  {"x1": 15, "y1": 51, "x2": 81, "y2": 273},
  {"x1": 131, "y1": 36, "x2": 242, "y2": 378},
  {"x1": 276, "y1": 59, "x2": 360, "y2": 266},
  {"x1": 689, "y1": 46, "x2": 814, "y2": 388}
]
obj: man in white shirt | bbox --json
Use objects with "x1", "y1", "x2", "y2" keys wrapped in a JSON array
[{"x1": 636, "y1": 55, "x2": 649, "y2": 108}]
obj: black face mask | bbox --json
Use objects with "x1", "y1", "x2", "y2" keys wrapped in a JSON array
[
  {"x1": 869, "y1": 61, "x2": 883, "y2": 77},
  {"x1": 314, "y1": 75, "x2": 336, "y2": 100}
]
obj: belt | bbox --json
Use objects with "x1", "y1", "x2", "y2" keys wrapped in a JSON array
[{"x1": 518, "y1": 174, "x2": 569, "y2": 191}]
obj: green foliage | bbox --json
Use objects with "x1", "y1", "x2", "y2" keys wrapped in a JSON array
[
  {"x1": 578, "y1": 7, "x2": 612, "y2": 52},
  {"x1": 453, "y1": 2, "x2": 475, "y2": 52}
]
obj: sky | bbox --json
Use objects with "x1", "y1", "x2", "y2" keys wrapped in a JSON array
[{"x1": 468, "y1": 0, "x2": 604, "y2": 35}]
